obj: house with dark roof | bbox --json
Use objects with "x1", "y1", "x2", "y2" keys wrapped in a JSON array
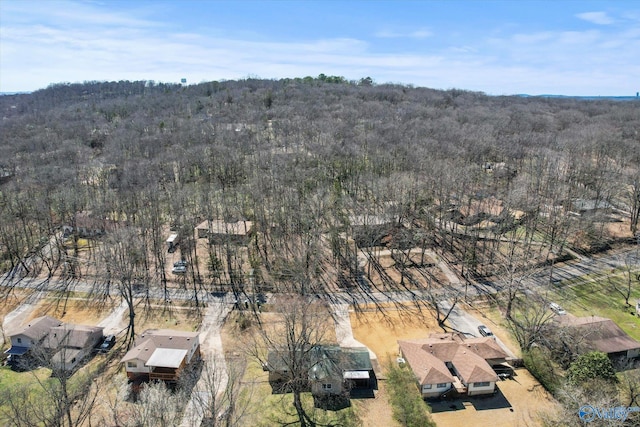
[
  {"x1": 398, "y1": 333, "x2": 509, "y2": 398},
  {"x1": 5, "y1": 316, "x2": 103, "y2": 373},
  {"x1": 267, "y1": 345, "x2": 375, "y2": 397},
  {"x1": 555, "y1": 315, "x2": 640, "y2": 363},
  {"x1": 121, "y1": 329, "x2": 201, "y2": 383}
]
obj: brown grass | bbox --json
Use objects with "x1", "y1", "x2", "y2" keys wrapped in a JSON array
[
  {"x1": 30, "y1": 296, "x2": 115, "y2": 325},
  {"x1": 134, "y1": 303, "x2": 202, "y2": 332},
  {"x1": 0, "y1": 288, "x2": 33, "y2": 317},
  {"x1": 351, "y1": 303, "x2": 441, "y2": 364}
]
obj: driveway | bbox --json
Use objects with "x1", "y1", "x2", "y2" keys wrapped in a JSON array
[
  {"x1": 440, "y1": 300, "x2": 517, "y2": 359},
  {"x1": 179, "y1": 295, "x2": 233, "y2": 427}
]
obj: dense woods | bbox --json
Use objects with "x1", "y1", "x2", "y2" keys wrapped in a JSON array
[{"x1": 1, "y1": 78, "x2": 638, "y2": 297}]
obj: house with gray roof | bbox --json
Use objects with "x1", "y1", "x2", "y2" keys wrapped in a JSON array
[
  {"x1": 121, "y1": 329, "x2": 201, "y2": 383},
  {"x1": 5, "y1": 316, "x2": 103, "y2": 373},
  {"x1": 195, "y1": 219, "x2": 253, "y2": 244},
  {"x1": 45, "y1": 324, "x2": 104, "y2": 372},
  {"x1": 267, "y1": 345, "x2": 375, "y2": 397},
  {"x1": 5, "y1": 316, "x2": 63, "y2": 357}
]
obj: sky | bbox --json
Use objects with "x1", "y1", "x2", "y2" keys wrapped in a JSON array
[{"x1": 1, "y1": 0, "x2": 639, "y2": 96}]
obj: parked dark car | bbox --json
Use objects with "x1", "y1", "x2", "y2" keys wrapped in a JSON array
[
  {"x1": 6, "y1": 354, "x2": 28, "y2": 372},
  {"x1": 99, "y1": 335, "x2": 116, "y2": 353}
]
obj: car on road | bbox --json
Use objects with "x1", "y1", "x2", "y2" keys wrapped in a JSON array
[
  {"x1": 478, "y1": 325, "x2": 494, "y2": 337},
  {"x1": 99, "y1": 335, "x2": 116, "y2": 353},
  {"x1": 549, "y1": 302, "x2": 566, "y2": 315}
]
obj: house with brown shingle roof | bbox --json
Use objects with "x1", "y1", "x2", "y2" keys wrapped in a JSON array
[
  {"x1": 121, "y1": 329, "x2": 201, "y2": 383},
  {"x1": 555, "y1": 315, "x2": 640, "y2": 363},
  {"x1": 398, "y1": 333, "x2": 509, "y2": 398}
]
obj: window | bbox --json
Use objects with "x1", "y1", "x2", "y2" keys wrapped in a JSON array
[
  {"x1": 473, "y1": 381, "x2": 491, "y2": 387},
  {"x1": 127, "y1": 361, "x2": 137, "y2": 368},
  {"x1": 322, "y1": 384, "x2": 332, "y2": 390},
  {"x1": 17, "y1": 338, "x2": 22, "y2": 344},
  {"x1": 422, "y1": 384, "x2": 432, "y2": 390},
  {"x1": 437, "y1": 383, "x2": 448, "y2": 388}
]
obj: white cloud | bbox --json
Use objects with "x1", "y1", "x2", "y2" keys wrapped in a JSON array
[
  {"x1": 0, "y1": 1, "x2": 638, "y2": 96},
  {"x1": 577, "y1": 11, "x2": 614, "y2": 25},
  {"x1": 375, "y1": 28, "x2": 432, "y2": 39}
]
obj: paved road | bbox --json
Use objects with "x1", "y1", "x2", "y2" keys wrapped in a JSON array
[
  {"x1": 439, "y1": 300, "x2": 517, "y2": 359},
  {"x1": 3, "y1": 245, "x2": 636, "y2": 308}
]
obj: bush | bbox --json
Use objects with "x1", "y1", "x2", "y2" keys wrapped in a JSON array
[
  {"x1": 523, "y1": 347, "x2": 561, "y2": 394},
  {"x1": 567, "y1": 351, "x2": 618, "y2": 384},
  {"x1": 235, "y1": 312, "x2": 252, "y2": 330},
  {"x1": 386, "y1": 362, "x2": 436, "y2": 427}
]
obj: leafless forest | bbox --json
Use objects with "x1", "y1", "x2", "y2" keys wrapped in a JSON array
[{"x1": 1, "y1": 78, "x2": 638, "y2": 295}]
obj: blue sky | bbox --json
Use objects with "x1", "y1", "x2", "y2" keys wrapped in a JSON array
[{"x1": 1, "y1": 0, "x2": 639, "y2": 95}]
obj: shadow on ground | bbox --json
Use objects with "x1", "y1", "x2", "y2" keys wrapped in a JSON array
[{"x1": 429, "y1": 387, "x2": 512, "y2": 413}]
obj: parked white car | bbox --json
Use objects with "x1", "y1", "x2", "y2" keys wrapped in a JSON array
[{"x1": 549, "y1": 302, "x2": 566, "y2": 315}]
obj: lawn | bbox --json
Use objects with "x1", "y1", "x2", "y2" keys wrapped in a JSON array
[
  {"x1": 0, "y1": 355, "x2": 108, "y2": 425},
  {"x1": 547, "y1": 270, "x2": 640, "y2": 340}
]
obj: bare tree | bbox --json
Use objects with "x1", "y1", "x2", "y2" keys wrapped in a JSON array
[
  {"x1": 0, "y1": 341, "x2": 99, "y2": 427},
  {"x1": 506, "y1": 297, "x2": 556, "y2": 351},
  {"x1": 119, "y1": 380, "x2": 187, "y2": 427},
  {"x1": 249, "y1": 295, "x2": 332, "y2": 427},
  {"x1": 608, "y1": 252, "x2": 640, "y2": 307},
  {"x1": 185, "y1": 354, "x2": 255, "y2": 427},
  {"x1": 100, "y1": 227, "x2": 148, "y2": 347}
]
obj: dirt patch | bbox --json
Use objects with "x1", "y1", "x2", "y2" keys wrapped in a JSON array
[
  {"x1": 351, "y1": 303, "x2": 441, "y2": 364},
  {"x1": 351, "y1": 380, "x2": 396, "y2": 427},
  {"x1": 0, "y1": 288, "x2": 33, "y2": 317},
  {"x1": 363, "y1": 249, "x2": 450, "y2": 292},
  {"x1": 430, "y1": 369, "x2": 560, "y2": 427},
  {"x1": 30, "y1": 296, "x2": 115, "y2": 325}
]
